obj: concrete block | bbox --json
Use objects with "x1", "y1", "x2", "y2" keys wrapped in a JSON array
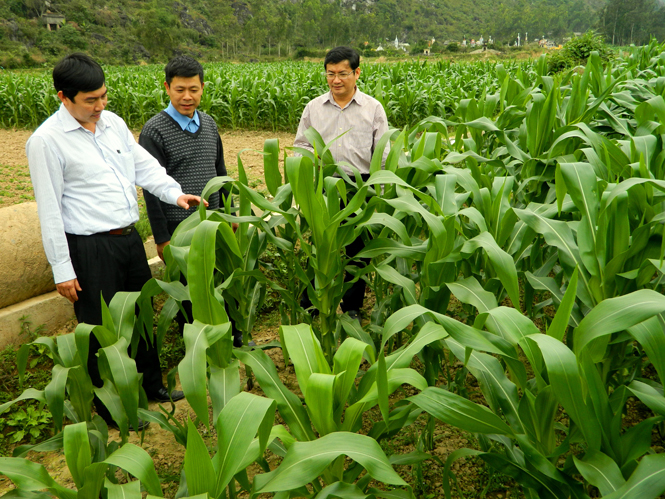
[
  {"x1": 0, "y1": 291, "x2": 74, "y2": 350},
  {"x1": 0, "y1": 202, "x2": 55, "y2": 309},
  {"x1": 148, "y1": 256, "x2": 165, "y2": 277},
  {"x1": 144, "y1": 236, "x2": 157, "y2": 260}
]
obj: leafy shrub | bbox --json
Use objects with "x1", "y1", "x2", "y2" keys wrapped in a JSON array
[
  {"x1": 548, "y1": 30, "x2": 612, "y2": 73},
  {"x1": 446, "y1": 42, "x2": 459, "y2": 52},
  {"x1": 547, "y1": 50, "x2": 574, "y2": 73},
  {"x1": 565, "y1": 30, "x2": 612, "y2": 64}
]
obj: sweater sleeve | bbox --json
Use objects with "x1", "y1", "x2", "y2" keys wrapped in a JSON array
[
  {"x1": 215, "y1": 134, "x2": 232, "y2": 205},
  {"x1": 138, "y1": 127, "x2": 172, "y2": 245}
]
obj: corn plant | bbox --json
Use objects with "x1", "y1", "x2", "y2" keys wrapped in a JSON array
[
  {"x1": 234, "y1": 322, "x2": 447, "y2": 497},
  {"x1": 2, "y1": 287, "x2": 168, "y2": 441},
  {"x1": 0, "y1": 421, "x2": 162, "y2": 499}
]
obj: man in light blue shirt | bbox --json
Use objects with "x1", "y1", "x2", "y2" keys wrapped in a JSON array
[{"x1": 26, "y1": 53, "x2": 204, "y2": 428}]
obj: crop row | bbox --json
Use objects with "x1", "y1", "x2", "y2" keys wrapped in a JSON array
[{"x1": 1, "y1": 59, "x2": 531, "y2": 131}]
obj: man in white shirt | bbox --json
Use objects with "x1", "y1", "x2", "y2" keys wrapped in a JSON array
[
  {"x1": 293, "y1": 46, "x2": 389, "y2": 321},
  {"x1": 26, "y1": 53, "x2": 204, "y2": 428}
]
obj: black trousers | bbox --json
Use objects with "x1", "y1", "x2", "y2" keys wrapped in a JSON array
[{"x1": 67, "y1": 230, "x2": 163, "y2": 399}]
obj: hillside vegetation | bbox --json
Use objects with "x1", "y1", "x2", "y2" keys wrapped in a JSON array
[{"x1": 2, "y1": 0, "x2": 604, "y2": 67}]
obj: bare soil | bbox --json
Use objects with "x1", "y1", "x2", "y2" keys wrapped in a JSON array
[{"x1": 0, "y1": 128, "x2": 296, "y2": 207}]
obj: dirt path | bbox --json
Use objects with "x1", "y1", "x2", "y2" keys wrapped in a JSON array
[{"x1": 0, "y1": 128, "x2": 295, "y2": 206}]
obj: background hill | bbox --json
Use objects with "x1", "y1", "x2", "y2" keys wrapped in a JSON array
[{"x1": 0, "y1": 0, "x2": 663, "y2": 67}]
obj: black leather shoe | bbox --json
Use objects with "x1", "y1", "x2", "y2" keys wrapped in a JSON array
[
  {"x1": 107, "y1": 417, "x2": 150, "y2": 432},
  {"x1": 147, "y1": 387, "x2": 185, "y2": 403}
]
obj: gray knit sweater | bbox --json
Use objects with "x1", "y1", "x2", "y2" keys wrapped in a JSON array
[{"x1": 139, "y1": 110, "x2": 227, "y2": 244}]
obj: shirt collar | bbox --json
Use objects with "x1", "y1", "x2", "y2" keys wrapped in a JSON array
[
  {"x1": 58, "y1": 102, "x2": 108, "y2": 133},
  {"x1": 325, "y1": 87, "x2": 364, "y2": 109},
  {"x1": 165, "y1": 102, "x2": 200, "y2": 130}
]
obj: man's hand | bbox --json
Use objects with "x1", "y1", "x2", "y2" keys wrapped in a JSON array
[
  {"x1": 177, "y1": 194, "x2": 208, "y2": 210},
  {"x1": 56, "y1": 278, "x2": 82, "y2": 303},
  {"x1": 156, "y1": 240, "x2": 170, "y2": 262}
]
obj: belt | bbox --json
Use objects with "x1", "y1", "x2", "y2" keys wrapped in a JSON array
[{"x1": 108, "y1": 224, "x2": 136, "y2": 236}]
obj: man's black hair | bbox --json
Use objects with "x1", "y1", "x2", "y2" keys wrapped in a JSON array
[
  {"x1": 324, "y1": 46, "x2": 360, "y2": 71},
  {"x1": 53, "y1": 53, "x2": 105, "y2": 102},
  {"x1": 165, "y1": 56, "x2": 204, "y2": 85}
]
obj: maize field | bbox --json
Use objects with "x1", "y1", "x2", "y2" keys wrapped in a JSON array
[
  {"x1": 2, "y1": 39, "x2": 665, "y2": 498},
  {"x1": 1, "y1": 59, "x2": 525, "y2": 132}
]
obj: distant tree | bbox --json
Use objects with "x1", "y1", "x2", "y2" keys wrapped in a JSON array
[
  {"x1": 598, "y1": 0, "x2": 664, "y2": 45},
  {"x1": 24, "y1": 0, "x2": 47, "y2": 18}
]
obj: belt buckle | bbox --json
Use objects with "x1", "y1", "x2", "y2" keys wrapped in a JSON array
[{"x1": 121, "y1": 225, "x2": 134, "y2": 235}]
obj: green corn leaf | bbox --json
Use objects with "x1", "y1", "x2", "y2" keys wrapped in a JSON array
[
  {"x1": 64, "y1": 366, "x2": 92, "y2": 423},
  {"x1": 93, "y1": 380, "x2": 127, "y2": 434},
  {"x1": 104, "y1": 443, "x2": 162, "y2": 497},
  {"x1": 56, "y1": 334, "x2": 79, "y2": 368},
  {"x1": 409, "y1": 387, "x2": 514, "y2": 436},
  {"x1": 179, "y1": 321, "x2": 212, "y2": 426},
  {"x1": 0, "y1": 457, "x2": 76, "y2": 499},
  {"x1": 377, "y1": 352, "x2": 390, "y2": 428},
  {"x1": 446, "y1": 338, "x2": 522, "y2": 432},
  {"x1": 375, "y1": 264, "x2": 418, "y2": 306},
  {"x1": 213, "y1": 392, "x2": 275, "y2": 494},
  {"x1": 189, "y1": 221, "x2": 231, "y2": 325},
  {"x1": 44, "y1": 364, "x2": 68, "y2": 432},
  {"x1": 381, "y1": 304, "x2": 432, "y2": 349},
  {"x1": 316, "y1": 481, "x2": 371, "y2": 498},
  {"x1": 447, "y1": 276, "x2": 498, "y2": 314},
  {"x1": 77, "y1": 463, "x2": 107, "y2": 499},
  {"x1": 304, "y1": 373, "x2": 338, "y2": 436},
  {"x1": 574, "y1": 451, "x2": 626, "y2": 496},
  {"x1": 253, "y1": 432, "x2": 407, "y2": 493},
  {"x1": 574, "y1": 290, "x2": 665, "y2": 361},
  {"x1": 603, "y1": 454, "x2": 665, "y2": 499},
  {"x1": 558, "y1": 162, "x2": 600, "y2": 277},
  {"x1": 234, "y1": 348, "x2": 316, "y2": 442},
  {"x1": 0, "y1": 490, "x2": 54, "y2": 499},
  {"x1": 264, "y1": 138, "x2": 282, "y2": 196},
  {"x1": 627, "y1": 381, "x2": 665, "y2": 417},
  {"x1": 98, "y1": 337, "x2": 140, "y2": 433},
  {"x1": 280, "y1": 324, "x2": 327, "y2": 398},
  {"x1": 63, "y1": 422, "x2": 91, "y2": 490},
  {"x1": 108, "y1": 292, "x2": 140, "y2": 346},
  {"x1": 209, "y1": 361, "x2": 240, "y2": 423},
  {"x1": 104, "y1": 479, "x2": 141, "y2": 499},
  {"x1": 547, "y1": 267, "x2": 579, "y2": 341},
  {"x1": 627, "y1": 316, "x2": 665, "y2": 383},
  {"x1": 461, "y1": 232, "x2": 520, "y2": 310},
  {"x1": 481, "y1": 306, "x2": 542, "y2": 372},
  {"x1": 369, "y1": 129, "x2": 394, "y2": 174},
  {"x1": 333, "y1": 338, "x2": 372, "y2": 421},
  {"x1": 528, "y1": 335, "x2": 601, "y2": 451},
  {"x1": 183, "y1": 419, "x2": 215, "y2": 497}
]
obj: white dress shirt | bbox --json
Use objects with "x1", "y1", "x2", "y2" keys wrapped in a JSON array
[
  {"x1": 26, "y1": 103, "x2": 184, "y2": 284},
  {"x1": 293, "y1": 88, "x2": 389, "y2": 175}
]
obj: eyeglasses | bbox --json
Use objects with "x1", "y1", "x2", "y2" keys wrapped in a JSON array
[{"x1": 323, "y1": 71, "x2": 355, "y2": 80}]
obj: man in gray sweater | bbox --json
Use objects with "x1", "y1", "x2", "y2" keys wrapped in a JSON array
[{"x1": 140, "y1": 56, "x2": 242, "y2": 346}]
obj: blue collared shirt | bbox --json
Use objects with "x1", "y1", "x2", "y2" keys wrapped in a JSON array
[
  {"x1": 26, "y1": 103, "x2": 184, "y2": 283},
  {"x1": 165, "y1": 102, "x2": 200, "y2": 132}
]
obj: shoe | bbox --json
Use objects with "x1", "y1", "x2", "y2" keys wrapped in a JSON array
[
  {"x1": 233, "y1": 333, "x2": 243, "y2": 348},
  {"x1": 106, "y1": 417, "x2": 150, "y2": 432},
  {"x1": 346, "y1": 310, "x2": 361, "y2": 323},
  {"x1": 147, "y1": 386, "x2": 185, "y2": 403}
]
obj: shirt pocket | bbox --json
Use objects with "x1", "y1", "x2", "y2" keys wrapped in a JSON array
[{"x1": 115, "y1": 151, "x2": 136, "y2": 184}]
